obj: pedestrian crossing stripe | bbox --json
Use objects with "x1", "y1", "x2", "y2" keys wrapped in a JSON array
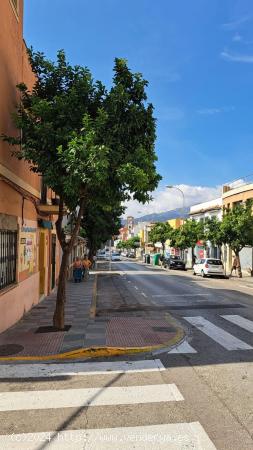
[
  {"x1": 168, "y1": 341, "x2": 197, "y2": 354},
  {"x1": 0, "y1": 359, "x2": 165, "y2": 379},
  {"x1": 221, "y1": 315, "x2": 253, "y2": 333},
  {"x1": 184, "y1": 316, "x2": 253, "y2": 351},
  {"x1": 0, "y1": 384, "x2": 184, "y2": 411},
  {"x1": 0, "y1": 422, "x2": 217, "y2": 449}
]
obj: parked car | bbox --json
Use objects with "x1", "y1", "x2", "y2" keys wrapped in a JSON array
[
  {"x1": 163, "y1": 255, "x2": 186, "y2": 270},
  {"x1": 97, "y1": 251, "x2": 106, "y2": 260},
  {"x1": 193, "y1": 258, "x2": 225, "y2": 278},
  {"x1": 111, "y1": 252, "x2": 121, "y2": 261}
]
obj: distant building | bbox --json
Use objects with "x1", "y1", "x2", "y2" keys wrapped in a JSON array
[{"x1": 190, "y1": 198, "x2": 222, "y2": 261}]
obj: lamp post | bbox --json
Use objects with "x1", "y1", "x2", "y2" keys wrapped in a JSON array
[{"x1": 166, "y1": 185, "x2": 185, "y2": 224}]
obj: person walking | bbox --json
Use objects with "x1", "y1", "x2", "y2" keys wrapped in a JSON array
[
  {"x1": 230, "y1": 255, "x2": 239, "y2": 276},
  {"x1": 82, "y1": 255, "x2": 92, "y2": 281},
  {"x1": 73, "y1": 257, "x2": 82, "y2": 283}
]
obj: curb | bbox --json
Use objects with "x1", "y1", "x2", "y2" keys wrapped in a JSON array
[
  {"x1": 89, "y1": 274, "x2": 98, "y2": 318},
  {"x1": 0, "y1": 313, "x2": 185, "y2": 362}
]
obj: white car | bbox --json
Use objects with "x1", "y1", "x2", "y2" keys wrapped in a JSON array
[
  {"x1": 105, "y1": 252, "x2": 121, "y2": 261},
  {"x1": 193, "y1": 258, "x2": 225, "y2": 278}
]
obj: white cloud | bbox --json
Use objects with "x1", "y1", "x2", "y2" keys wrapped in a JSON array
[
  {"x1": 197, "y1": 106, "x2": 235, "y2": 115},
  {"x1": 222, "y1": 15, "x2": 251, "y2": 31},
  {"x1": 158, "y1": 106, "x2": 185, "y2": 121},
  {"x1": 221, "y1": 49, "x2": 253, "y2": 63},
  {"x1": 123, "y1": 184, "x2": 222, "y2": 218},
  {"x1": 232, "y1": 33, "x2": 243, "y2": 42}
]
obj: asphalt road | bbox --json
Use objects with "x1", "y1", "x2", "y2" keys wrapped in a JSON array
[{"x1": 0, "y1": 260, "x2": 253, "y2": 449}]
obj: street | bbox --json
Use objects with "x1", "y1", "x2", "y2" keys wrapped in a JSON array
[{"x1": 1, "y1": 260, "x2": 253, "y2": 449}]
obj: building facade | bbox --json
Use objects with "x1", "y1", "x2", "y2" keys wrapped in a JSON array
[
  {"x1": 0, "y1": 0, "x2": 61, "y2": 332},
  {"x1": 222, "y1": 183, "x2": 253, "y2": 274},
  {"x1": 189, "y1": 198, "x2": 222, "y2": 263}
]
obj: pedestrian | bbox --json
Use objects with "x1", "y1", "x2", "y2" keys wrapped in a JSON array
[
  {"x1": 92, "y1": 255, "x2": 97, "y2": 270},
  {"x1": 73, "y1": 257, "x2": 82, "y2": 283},
  {"x1": 230, "y1": 255, "x2": 239, "y2": 276},
  {"x1": 82, "y1": 255, "x2": 92, "y2": 280}
]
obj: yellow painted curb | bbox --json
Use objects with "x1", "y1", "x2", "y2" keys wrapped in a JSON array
[
  {"x1": 89, "y1": 274, "x2": 98, "y2": 318},
  {"x1": 0, "y1": 313, "x2": 185, "y2": 362}
]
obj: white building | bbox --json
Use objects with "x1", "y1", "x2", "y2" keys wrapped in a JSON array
[{"x1": 189, "y1": 197, "x2": 222, "y2": 262}]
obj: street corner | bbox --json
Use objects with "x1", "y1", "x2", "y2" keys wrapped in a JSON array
[{"x1": 0, "y1": 314, "x2": 186, "y2": 362}]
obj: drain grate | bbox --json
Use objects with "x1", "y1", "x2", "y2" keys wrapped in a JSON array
[
  {"x1": 35, "y1": 325, "x2": 71, "y2": 333},
  {"x1": 0, "y1": 344, "x2": 24, "y2": 356}
]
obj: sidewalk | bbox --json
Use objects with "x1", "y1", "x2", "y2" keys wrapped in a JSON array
[
  {"x1": 0, "y1": 269, "x2": 184, "y2": 360},
  {"x1": 0, "y1": 277, "x2": 94, "y2": 358}
]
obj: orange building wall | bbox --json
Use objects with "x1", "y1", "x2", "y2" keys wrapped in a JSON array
[
  {"x1": 0, "y1": 0, "x2": 40, "y2": 192},
  {"x1": 0, "y1": 0, "x2": 61, "y2": 333}
]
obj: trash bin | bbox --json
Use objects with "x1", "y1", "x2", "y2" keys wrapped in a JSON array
[{"x1": 153, "y1": 253, "x2": 160, "y2": 266}]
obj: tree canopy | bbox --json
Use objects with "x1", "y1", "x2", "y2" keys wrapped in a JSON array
[
  {"x1": 2, "y1": 49, "x2": 161, "y2": 328},
  {"x1": 148, "y1": 222, "x2": 173, "y2": 254}
]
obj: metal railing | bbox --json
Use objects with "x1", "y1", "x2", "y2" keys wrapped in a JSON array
[{"x1": 0, "y1": 230, "x2": 17, "y2": 291}]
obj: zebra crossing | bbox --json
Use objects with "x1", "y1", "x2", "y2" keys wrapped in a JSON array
[
  {"x1": 168, "y1": 314, "x2": 253, "y2": 354},
  {"x1": 0, "y1": 359, "x2": 217, "y2": 449}
]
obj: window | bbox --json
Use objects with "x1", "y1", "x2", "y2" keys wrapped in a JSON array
[{"x1": 0, "y1": 230, "x2": 17, "y2": 290}]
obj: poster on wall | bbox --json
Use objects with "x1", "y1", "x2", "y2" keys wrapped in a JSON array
[{"x1": 19, "y1": 227, "x2": 37, "y2": 275}]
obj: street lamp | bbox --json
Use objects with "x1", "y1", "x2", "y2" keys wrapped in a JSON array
[{"x1": 166, "y1": 185, "x2": 185, "y2": 223}]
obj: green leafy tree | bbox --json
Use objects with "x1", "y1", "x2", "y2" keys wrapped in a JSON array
[
  {"x1": 170, "y1": 220, "x2": 205, "y2": 265},
  {"x1": 148, "y1": 222, "x2": 173, "y2": 254},
  {"x1": 81, "y1": 201, "x2": 123, "y2": 258},
  {"x1": 220, "y1": 202, "x2": 253, "y2": 278},
  {"x1": 2, "y1": 49, "x2": 161, "y2": 329},
  {"x1": 204, "y1": 217, "x2": 224, "y2": 257}
]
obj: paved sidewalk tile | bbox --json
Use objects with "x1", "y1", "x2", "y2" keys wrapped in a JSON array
[{"x1": 0, "y1": 277, "x2": 94, "y2": 357}]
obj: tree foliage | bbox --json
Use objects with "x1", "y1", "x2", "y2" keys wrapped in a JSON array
[
  {"x1": 2, "y1": 49, "x2": 161, "y2": 328},
  {"x1": 148, "y1": 222, "x2": 173, "y2": 254}
]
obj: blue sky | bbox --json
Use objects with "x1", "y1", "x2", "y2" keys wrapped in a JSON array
[{"x1": 24, "y1": 0, "x2": 253, "y2": 214}]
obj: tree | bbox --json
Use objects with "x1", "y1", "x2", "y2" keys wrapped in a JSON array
[
  {"x1": 220, "y1": 202, "x2": 253, "y2": 278},
  {"x1": 81, "y1": 201, "x2": 123, "y2": 258},
  {"x1": 2, "y1": 50, "x2": 161, "y2": 329},
  {"x1": 204, "y1": 217, "x2": 224, "y2": 257},
  {"x1": 148, "y1": 222, "x2": 173, "y2": 254},
  {"x1": 170, "y1": 220, "x2": 205, "y2": 265}
]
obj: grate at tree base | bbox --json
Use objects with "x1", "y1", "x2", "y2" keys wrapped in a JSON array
[
  {"x1": 152, "y1": 326, "x2": 175, "y2": 332},
  {"x1": 35, "y1": 325, "x2": 71, "y2": 334},
  {"x1": 0, "y1": 344, "x2": 24, "y2": 356}
]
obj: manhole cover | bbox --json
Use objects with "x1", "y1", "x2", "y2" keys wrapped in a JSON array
[
  {"x1": 0, "y1": 344, "x2": 24, "y2": 356},
  {"x1": 35, "y1": 325, "x2": 71, "y2": 333}
]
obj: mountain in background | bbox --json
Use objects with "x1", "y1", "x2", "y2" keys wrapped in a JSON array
[{"x1": 121, "y1": 207, "x2": 190, "y2": 225}]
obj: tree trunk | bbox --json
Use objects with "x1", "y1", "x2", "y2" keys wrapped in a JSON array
[
  {"x1": 235, "y1": 250, "x2": 242, "y2": 278},
  {"x1": 53, "y1": 196, "x2": 86, "y2": 330},
  {"x1": 53, "y1": 249, "x2": 69, "y2": 329}
]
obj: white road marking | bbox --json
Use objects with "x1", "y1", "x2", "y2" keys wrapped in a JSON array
[
  {"x1": 168, "y1": 341, "x2": 197, "y2": 354},
  {"x1": 0, "y1": 384, "x2": 184, "y2": 411},
  {"x1": 184, "y1": 316, "x2": 253, "y2": 351},
  {"x1": 0, "y1": 359, "x2": 165, "y2": 379},
  {"x1": 141, "y1": 292, "x2": 147, "y2": 298},
  {"x1": 221, "y1": 315, "x2": 253, "y2": 333},
  {"x1": 0, "y1": 422, "x2": 217, "y2": 449},
  {"x1": 239, "y1": 284, "x2": 253, "y2": 289},
  {"x1": 134, "y1": 286, "x2": 139, "y2": 290},
  {"x1": 153, "y1": 293, "x2": 211, "y2": 297}
]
